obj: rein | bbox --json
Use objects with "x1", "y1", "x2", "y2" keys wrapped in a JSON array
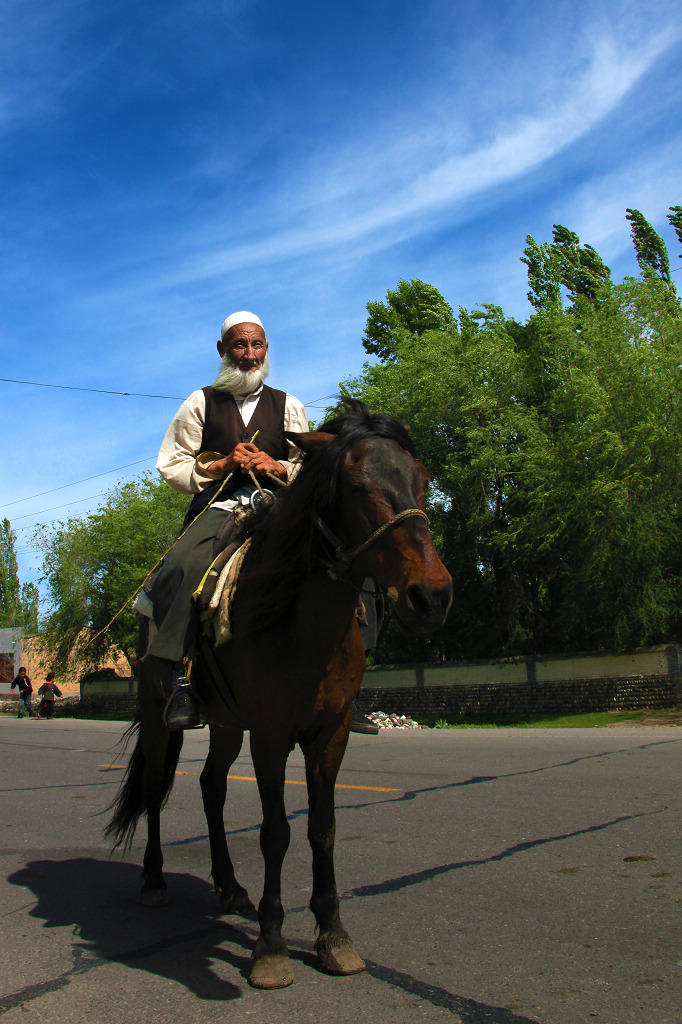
[{"x1": 310, "y1": 507, "x2": 428, "y2": 582}]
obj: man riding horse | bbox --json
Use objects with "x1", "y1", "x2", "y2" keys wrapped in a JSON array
[{"x1": 151, "y1": 311, "x2": 380, "y2": 732}]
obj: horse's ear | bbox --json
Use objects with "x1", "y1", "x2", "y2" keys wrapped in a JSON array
[{"x1": 285, "y1": 430, "x2": 334, "y2": 454}]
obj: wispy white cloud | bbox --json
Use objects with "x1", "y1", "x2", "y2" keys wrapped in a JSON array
[
  {"x1": 566, "y1": 146, "x2": 682, "y2": 262},
  {"x1": 0, "y1": 1, "x2": 105, "y2": 129},
  {"x1": 0, "y1": 0, "x2": 253, "y2": 132},
  {"x1": 158, "y1": 27, "x2": 679, "y2": 288}
]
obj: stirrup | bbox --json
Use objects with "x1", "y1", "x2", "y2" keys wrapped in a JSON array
[
  {"x1": 163, "y1": 678, "x2": 203, "y2": 730},
  {"x1": 349, "y1": 698, "x2": 379, "y2": 735}
]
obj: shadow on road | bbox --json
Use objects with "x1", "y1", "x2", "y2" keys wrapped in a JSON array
[
  {"x1": 4, "y1": 857, "x2": 271, "y2": 1007},
  {"x1": 5, "y1": 857, "x2": 539, "y2": 1024}
]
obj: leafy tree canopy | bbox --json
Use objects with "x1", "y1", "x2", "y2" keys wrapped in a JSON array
[
  {"x1": 362, "y1": 278, "x2": 456, "y2": 361},
  {"x1": 521, "y1": 224, "x2": 612, "y2": 310},
  {"x1": 344, "y1": 206, "x2": 682, "y2": 662},
  {"x1": 626, "y1": 207, "x2": 674, "y2": 287},
  {"x1": 35, "y1": 474, "x2": 188, "y2": 671},
  {"x1": 0, "y1": 518, "x2": 39, "y2": 633}
]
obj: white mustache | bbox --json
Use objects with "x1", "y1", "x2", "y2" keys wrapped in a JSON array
[{"x1": 212, "y1": 354, "x2": 270, "y2": 396}]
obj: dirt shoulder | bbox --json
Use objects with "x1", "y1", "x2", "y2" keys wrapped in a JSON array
[{"x1": 608, "y1": 708, "x2": 682, "y2": 726}]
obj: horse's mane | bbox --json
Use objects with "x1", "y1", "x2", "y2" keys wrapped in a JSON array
[{"x1": 234, "y1": 399, "x2": 414, "y2": 632}]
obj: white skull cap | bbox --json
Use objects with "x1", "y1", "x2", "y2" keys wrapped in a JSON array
[{"x1": 220, "y1": 311, "x2": 264, "y2": 340}]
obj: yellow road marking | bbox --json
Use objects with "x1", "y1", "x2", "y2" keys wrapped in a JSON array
[{"x1": 98, "y1": 765, "x2": 399, "y2": 793}]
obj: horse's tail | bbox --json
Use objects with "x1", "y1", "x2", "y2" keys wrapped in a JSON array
[{"x1": 104, "y1": 717, "x2": 184, "y2": 851}]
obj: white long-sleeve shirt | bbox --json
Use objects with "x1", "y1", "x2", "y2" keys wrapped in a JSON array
[{"x1": 156, "y1": 385, "x2": 308, "y2": 512}]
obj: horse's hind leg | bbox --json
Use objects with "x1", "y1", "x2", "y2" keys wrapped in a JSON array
[
  {"x1": 139, "y1": 721, "x2": 181, "y2": 906},
  {"x1": 138, "y1": 652, "x2": 182, "y2": 906},
  {"x1": 303, "y1": 728, "x2": 365, "y2": 976},
  {"x1": 201, "y1": 723, "x2": 254, "y2": 916},
  {"x1": 248, "y1": 733, "x2": 294, "y2": 989}
]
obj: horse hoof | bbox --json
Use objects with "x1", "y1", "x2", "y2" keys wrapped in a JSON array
[
  {"x1": 140, "y1": 887, "x2": 170, "y2": 907},
  {"x1": 249, "y1": 953, "x2": 294, "y2": 989},
  {"x1": 315, "y1": 938, "x2": 365, "y2": 976},
  {"x1": 220, "y1": 889, "x2": 256, "y2": 917}
]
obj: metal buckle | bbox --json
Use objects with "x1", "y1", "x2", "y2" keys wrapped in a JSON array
[{"x1": 249, "y1": 487, "x2": 275, "y2": 511}]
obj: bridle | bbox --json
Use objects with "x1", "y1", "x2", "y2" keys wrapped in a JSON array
[{"x1": 310, "y1": 507, "x2": 428, "y2": 582}]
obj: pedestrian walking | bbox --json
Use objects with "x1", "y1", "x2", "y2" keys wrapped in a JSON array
[
  {"x1": 11, "y1": 667, "x2": 33, "y2": 718},
  {"x1": 37, "y1": 672, "x2": 62, "y2": 719}
]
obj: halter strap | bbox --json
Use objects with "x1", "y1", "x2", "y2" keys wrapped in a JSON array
[{"x1": 311, "y1": 507, "x2": 428, "y2": 581}]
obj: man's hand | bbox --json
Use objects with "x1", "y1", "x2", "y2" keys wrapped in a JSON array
[{"x1": 206, "y1": 442, "x2": 286, "y2": 479}]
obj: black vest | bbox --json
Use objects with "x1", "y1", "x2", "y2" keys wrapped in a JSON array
[{"x1": 184, "y1": 384, "x2": 288, "y2": 525}]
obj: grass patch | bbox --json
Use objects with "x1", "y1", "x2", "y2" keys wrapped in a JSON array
[{"x1": 416, "y1": 709, "x2": 653, "y2": 729}]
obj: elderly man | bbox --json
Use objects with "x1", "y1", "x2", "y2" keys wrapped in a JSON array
[
  {"x1": 149, "y1": 311, "x2": 308, "y2": 727},
  {"x1": 150, "y1": 310, "x2": 379, "y2": 734}
]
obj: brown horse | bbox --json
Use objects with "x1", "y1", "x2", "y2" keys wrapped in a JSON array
[{"x1": 106, "y1": 400, "x2": 452, "y2": 989}]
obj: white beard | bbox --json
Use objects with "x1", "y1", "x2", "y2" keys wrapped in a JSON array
[{"x1": 212, "y1": 353, "x2": 270, "y2": 397}]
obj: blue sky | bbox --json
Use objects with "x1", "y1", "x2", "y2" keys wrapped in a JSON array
[{"x1": 1, "y1": 0, "x2": 681, "y2": 596}]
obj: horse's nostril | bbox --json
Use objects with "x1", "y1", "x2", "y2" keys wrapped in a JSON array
[
  {"x1": 405, "y1": 584, "x2": 433, "y2": 616},
  {"x1": 405, "y1": 581, "x2": 453, "y2": 620}
]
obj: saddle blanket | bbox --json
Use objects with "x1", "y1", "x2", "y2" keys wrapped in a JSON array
[
  {"x1": 202, "y1": 538, "x2": 252, "y2": 646},
  {"x1": 132, "y1": 537, "x2": 251, "y2": 648}
]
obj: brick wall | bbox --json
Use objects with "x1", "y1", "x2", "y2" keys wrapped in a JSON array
[
  {"x1": 2, "y1": 674, "x2": 679, "y2": 720},
  {"x1": 80, "y1": 694, "x2": 138, "y2": 715},
  {"x1": 357, "y1": 674, "x2": 681, "y2": 719}
]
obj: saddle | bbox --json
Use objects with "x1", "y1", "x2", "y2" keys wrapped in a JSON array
[
  {"x1": 193, "y1": 506, "x2": 253, "y2": 615},
  {"x1": 141, "y1": 506, "x2": 253, "y2": 606}
]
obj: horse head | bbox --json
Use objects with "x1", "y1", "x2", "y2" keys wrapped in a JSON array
[{"x1": 288, "y1": 400, "x2": 453, "y2": 635}]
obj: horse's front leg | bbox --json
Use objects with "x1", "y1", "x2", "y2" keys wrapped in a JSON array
[
  {"x1": 200, "y1": 723, "x2": 255, "y2": 916},
  {"x1": 302, "y1": 720, "x2": 365, "y2": 975},
  {"x1": 249, "y1": 733, "x2": 293, "y2": 989}
]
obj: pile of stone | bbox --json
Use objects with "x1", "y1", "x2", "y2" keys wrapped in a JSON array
[{"x1": 366, "y1": 711, "x2": 425, "y2": 729}]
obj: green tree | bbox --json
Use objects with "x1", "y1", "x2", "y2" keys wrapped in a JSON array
[
  {"x1": 20, "y1": 581, "x2": 40, "y2": 634},
  {"x1": 521, "y1": 225, "x2": 611, "y2": 309},
  {"x1": 35, "y1": 474, "x2": 188, "y2": 671},
  {"x1": 362, "y1": 278, "x2": 456, "y2": 361},
  {"x1": 0, "y1": 518, "x2": 39, "y2": 631},
  {"x1": 0, "y1": 518, "x2": 21, "y2": 627},
  {"x1": 668, "y1": 205, "x2": 682, "y2": 261},
  {"x1": 626, "y1": 208, "x2": 674, "y2": 289},
  {"x1": 344, "y1": 207, "x2": 682, "y2": 661}
]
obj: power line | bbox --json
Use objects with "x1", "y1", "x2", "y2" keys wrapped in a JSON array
[
  {"x1": 0, "y1": 378, "x2": 342, "y2": 405},
  {"x1": 11, "y1": 491, "x2": 114, "y2": 523},
  {"x1": 0, "y1": 457, "x2": 156, "y2": 511},
  {"x1": 0, "y1": 376, "x2": 340, "y2": 406},
  {"x1": 3, "y1": 389, "x2": 342, "y2": 540},
  {"x1": 0, "y1": 393, "x2": 338, "y2": 513},
  {"x1": 0, "y1": 378, "x2": 184, "y2": 399}
]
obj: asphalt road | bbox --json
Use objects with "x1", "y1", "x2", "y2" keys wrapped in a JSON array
[{"x1": 0, "y1": 716, "x2": 680, "y2": 1024}]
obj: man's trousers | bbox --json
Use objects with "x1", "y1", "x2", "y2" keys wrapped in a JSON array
[{"x1": 148, "y1": 508, "x2": 228, "y2": 663}]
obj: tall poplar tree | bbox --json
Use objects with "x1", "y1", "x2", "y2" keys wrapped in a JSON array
[
  {"x1": 521, "y1": 224, "x2": 611, "y2": 309},
  {"x1": 0, "y1": 518, "x2": 38, "y2": 632},
  {"x1": 362, "y1": 278, "x2": 456, "y2": 361},
  {"x1": 626, "y1": 207, "x2": 674, "y2": 288},
  {"x1": 0, "y1": 519, "x2": 20, "y2": 627}
]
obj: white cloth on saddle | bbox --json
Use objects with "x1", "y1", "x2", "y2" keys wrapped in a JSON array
[
  {"x1": 133, "y1": 589, "x2": 154, "y2": 619},
  {"x1": 206, "y1": 538, "x2": 252, "y2": 646}
]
